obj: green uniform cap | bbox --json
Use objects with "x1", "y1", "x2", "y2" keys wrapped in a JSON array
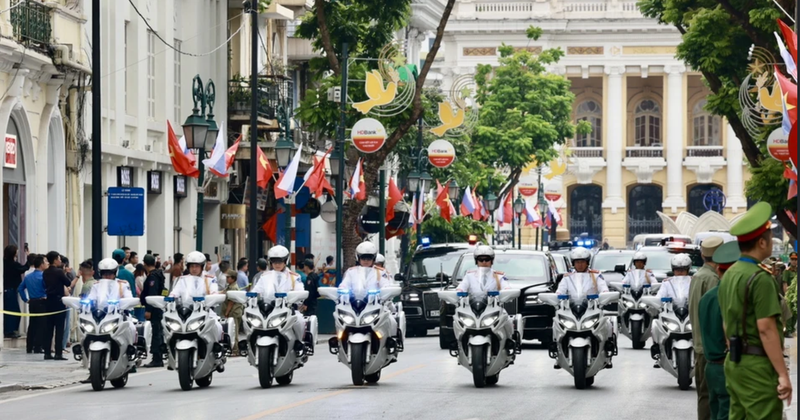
[
  {"x1": 729, "y1": 202, "x2": 773, "y2": 240},
  {"x1": 712, "y1": 241, "x2": 740, "y2": 265}
]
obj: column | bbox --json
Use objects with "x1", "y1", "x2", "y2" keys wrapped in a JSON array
[
  {"x1": 602, "y1": 66, "x2": 625, "y2": 211},
  {"x1": 663, "y1": 65, "x2": 686, "y2": 213},
  {"x1": 725, "y1": 124, "x2": 747, "y2": 212}
]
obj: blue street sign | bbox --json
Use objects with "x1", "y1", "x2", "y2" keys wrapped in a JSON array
[
  {"x1": 703, "y1": 188, "x2": 726, "y2": 213},
  {"x1": 107, "y1": 187, "x2": 145, "y2": 236}
]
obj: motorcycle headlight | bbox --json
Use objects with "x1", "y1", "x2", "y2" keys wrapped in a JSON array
[
  {"x1": 664, "y1": 320, "x2": 680, "y2": 332},
  {"x1": 457, "y1": 312, "x2": 476, "y2": 328},
  {"x1": 685, "y1": 323, "x2": 692, "y2": 332},
  {"x1": 100, "y1": 321, "x2": 118, "y2": 334},
  {"x1": 187, "y1": 317, "x2": 206, "y2": 332},
  {"x1": 165, "y1": 319, "x2": 182, "y2": 332},
  {"x1": 246, "y1": 313, "x2": 262, "y2": 328},
  {"x1": 558, "y1": 314, "x2": 576, "y2": 330},
  {"x1": 361, "y1": 309, "x2": 381, "y2": 325},
  {"x1": 581, "y1": 315, "x2": 600, "y2": 330},
  {"x1": 338, "y1": 312, "x2": 356, "y2": 326},
  {"x1": 623, "y1": 300, "x2": 635, "y2": 308},
  {"x1": 481, "y1": 314, "x2": 499, "y2": 327},
  {"x1": 79, "y1": 318, "x2": 95, "y2": 333},
  {"x1": 268, "y1": 313, "x2": 288, "y2": 328}
]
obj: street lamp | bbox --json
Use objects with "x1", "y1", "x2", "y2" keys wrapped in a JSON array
[
  {"x1": 182, "y1": 75, "x2": 215, "y2": 252},
  {"x1": 514, "y1": 195, "x2": 525, "y2": 249},
  {"x1": 407, "y1": 169, "x2": 420, "y2": 193},
  {"x1": 274, "y1": 133, "x2": 296, "y2": 168},
  {"x1": 484, "y1": 191, "x2": 499, "y2": 212},
  {"x1": 419, "y1": 170, "x2": 433, "y2": 194},
  {"x1": 447, "y1": 179, "x2": 460, "y2": 201}
]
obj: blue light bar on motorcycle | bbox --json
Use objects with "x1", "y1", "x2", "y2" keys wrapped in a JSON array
[
  {"x1": 275, "y1": 292, "x2": 287, "y2": 298},
  {"x1": 661, "y1": 297, "x2": 673, "y2": 303},
  {"x1": 193, "y1": 296, "x2": 205, "y2": 302},
  {"x1": 164, "y1": 296, "x2": 175, "y2": 302},
  {"x1": 623, "y1": 284, "x2": 631, "y2": 288},
  {"x1": 338, "y1": 289, "x2": 350, "y2": 295},
  {"x1": 587, "y1": 294, "x2": 599, "y2": 300},
  {"x1": 457, "y1": 291, "x2": 468, "y2": 297},
  {"x1": 246, "y1": 292, "x2": 258, "y2": 298},
  {"x1": 643, "y1": 284, "x2": 651, "y2": 288},
  {"x1": 368, "y1": 289, "x2": 380, "y2": 295},
  {"x1": 108, "y1": 300, "x2": 119, "y2": 305},
  {"x1": 487, "y1": 291, "x2": 500, "y2": 297},
  {"x1": 80, "y1": 299, "x2": 91, "y2": 305},
  {"x1": 421, "y1": 236, "x2": 431, "y2": 248},
  {"x1": 557, "y1": 295, "x2": 569, "y2": 300}
]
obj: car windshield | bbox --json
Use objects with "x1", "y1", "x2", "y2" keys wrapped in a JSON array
[
  {"x1": 409, "y1": 249, "x2": 467, "y2": 280},
  {"x1": 644, "y1": 236, "x2": 691, "y2": 246},
  {"x1": 455, "y1": 254, "x2": 549, "y2": 286},
  {"x1": 641, "y1": 250, "x2": 703, "y2": 271},
  {"x1": 553, "y1": 256, "x2": 568, "y2": 273},
  {"x1": 591, "y1": 252, "x2": 634, "y2": 272}
]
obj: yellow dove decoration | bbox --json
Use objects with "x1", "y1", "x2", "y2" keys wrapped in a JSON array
[
  {"x1": 353, "y1": 70, "x2": 397, "y2": 114},
  {"x1": 431, "y1": 101, "x2": 465, "y2": 137},
  {"x1": 758, "y1": 80, "x2": 783, "y2": 113}
]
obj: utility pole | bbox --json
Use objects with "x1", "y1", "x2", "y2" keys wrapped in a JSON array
[
  {"x1": 91, "y1": 0, "x2": 102, "y2": 266},
  {"x1": 248, "y1": 1, "x2": 259, "y2": 279},
  {"x1": 335, "y1": 42, "x2": 349, "y2": 283}
]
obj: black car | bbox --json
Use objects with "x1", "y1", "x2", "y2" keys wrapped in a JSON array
[
  {"x1": 395, "y1": 243, "x2": 473, "y2": 337},
  {"x1": 439, "y1": 249, "x2": 559, "y2": 349},
  {"x1": 551, "y1": 252, "x2": 574, "y2": 275}
]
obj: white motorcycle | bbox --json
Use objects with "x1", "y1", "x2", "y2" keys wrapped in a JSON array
[
  {"x1": 540, "y1": 291, "x2": 620, "y2": 389},
  {"x1": 609, "y1": 274, "x2": 662, "y2": 349},
  {"x1": 145, "y1": 294, "x2": 233, "y2": 391},
  {"x1": 64, "y1": 297, "x2": 150, "y2": 391},
  {"x1": 319, "y1": 286, "x2": 405, "y2": 386},
  {"x1": 642, "y1": 295, "x2": 694, "y2": 390},
  {"x1": 227, "y1": 290, "x2": 318, "y2": 388},
  {"x1": 438, "y1": 290, "x2": 522, "y2": 388}
]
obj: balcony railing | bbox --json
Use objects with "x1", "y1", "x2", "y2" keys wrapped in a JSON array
[
  {"x1": 626, "y1": 146, "x2": 664, "y2": 158},
  {"x1": 467, "y1": 0, "x2": 642, "y2": 19},
  {"x1": 10, "y1": 0, "x2": 53, "y2": 50},
  {"x1": 228, "y1": 75, "x2": 293, "y2": 120},
  {"x1": 571, "y1": 147, "x2": 604, "y2": 158},
  {"x1": 686, "y1": 145, "x2": 724, "y2": 158}
]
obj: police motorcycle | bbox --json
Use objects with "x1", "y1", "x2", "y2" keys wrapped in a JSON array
[
  {"x1": 608, "y1": 271, "x2": 661, "y2": 350},
  {"x1": 319, "y1": 286, "x2": 403, "y2": 386},
  {"x1": 540, "y1": 289, "x2": 620, "y2": 389},
  {"x1": 438, "y1": 289, "x2": 522, "y2": 388},
  {"x1": 64, "y1": 296, "x2": 148, "y2": 391},
  {"x1": 145, "y1": 294, "x2": 233, "y2": 391},
  {"x1": 642, "y1": 294, "x2": 694, "y2": 390},
  {"x1": 227, "y1": 290, "x2": 318, "y2": 388}
]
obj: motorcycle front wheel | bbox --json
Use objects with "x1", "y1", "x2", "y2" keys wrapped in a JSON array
[
  {"x1": 677, "y1": 349, "x2": 692, "y2": 390},
  {"x1": 471, "y1": 345, "x2": 487, "y2": 388},
  {"x1": 631, "y1": 320, "x2": 645, "y2": 350},
  {"x1": 572, "y1": 346, "x2": 589, "y2": 390},
  {"x1": 90, "y1": 351, "x2": 106, "y2": 391},
  {"x1": 350, "y1": 342, "x2": 366, "y2": 386},
  {"x1": 258, "y1": 346, "x2": 275, "y2": 388},
  {"x1": 178, "y1": 350, "x2": 195, "y2": 391}
]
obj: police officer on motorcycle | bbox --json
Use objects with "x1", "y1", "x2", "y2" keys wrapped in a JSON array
[
  {"x1": 657, "y1": 254, "x2": 693, "y2": 302},
  {"x1": 250, "y1": 245, "x2": 314, "y2": 356},
  {"x1": 169, "y1": 251, "x2": 225, "y2": 345},
  {"x1": 623, "y1": 252, "x2": 657, "y2": 286},
  {"x1": 88, "y1": 258, "x2": 137, "y2": 352}
]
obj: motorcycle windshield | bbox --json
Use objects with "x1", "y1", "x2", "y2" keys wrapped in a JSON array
[
  {"x1": 670, "y1": 276, "x2": 692, "y2": 307},
  {"x1": 569, "y1": 300, "x2": 589, "y2": 320},
  {"x1": 628, "y1": 270, "x2": 647, "y2": 292},
  {"x1": 348, "y1": 295, "x2": 369, "y2": 315},
  {"x1": 568, "y1": 274, "x2": 589, "y2": 304}
]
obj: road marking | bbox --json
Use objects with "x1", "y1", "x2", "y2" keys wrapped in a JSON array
[{"x1": 238, "y1": 364, "x2": 425, "y2": 419}]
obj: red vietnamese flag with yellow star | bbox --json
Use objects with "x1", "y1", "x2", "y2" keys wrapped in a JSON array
[
  {"x1": 256, "y1": 145, "x2": 273, "y2": 189},
  {"x1": 167, "y1": 121, "x2": 199, "y2": 178}
]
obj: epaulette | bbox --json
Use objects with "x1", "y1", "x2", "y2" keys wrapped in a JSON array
[
  {"x1": 589, "y1": 269, "x2": 600, "y2": 274},
  {"x1": 117, "y1": 280, "x2": 128, "y2": 286},
  {"x1": 374, "y1": 266, "x2": 385, "y2": 271},
  {"x1": 758, "y1": 263, "x2": 772, "y2": 274},
  {"x1": 494, "y1": 271, "x2": 504, "y2": 275}
]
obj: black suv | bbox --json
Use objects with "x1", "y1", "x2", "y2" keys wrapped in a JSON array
[
  {"x1": 439, "y1": 248, "x2": 560, "y2": 349},
  {"x1": 395, "y1": 243, "x2": 473, "y2": 337}
]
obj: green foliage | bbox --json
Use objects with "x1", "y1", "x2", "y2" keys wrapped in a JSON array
[
  {"x1": 786, "y1": 275, "x2": 797, "y2": 334},
  {"x1": 472, "y1": 26, "x2": 582, "y2": 182},
  {"x1": 419, "y1": 214, "x2": 493, "y2": 245},
  {"x1": 746, "y1": 159, "x2": 797, "y2": 214}
]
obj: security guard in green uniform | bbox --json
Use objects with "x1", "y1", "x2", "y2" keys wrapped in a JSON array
[
  {"x1": 718, "y1": 202, "x2": 793, "y2": 420},
  {"x1": 689, "y1": 235, "x2": 724, "y2": 420},
  {"x1": 699, "y1": 241, "x2": 740, "y2": 420}
]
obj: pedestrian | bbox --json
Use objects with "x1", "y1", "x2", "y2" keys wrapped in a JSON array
[
  {"x1": 121, "y1": 246, "x2": 131, "y2": 264},
  {"x1": 236, "y1": 259, "x2": 249, "y2": 289},
  {"x1": 204, "y1": 252, "x2": 221, "y2": 278},
  {"x1": 125, "y1": 251, "x2": 139, "y2": 273},
  {"x1": 699, "y1": 241, "x2": 740, "y2": 420},
  {"x1": 169, "y1": 252, "x2": 184, "y2": 291},
  {"x1": 61, "y1": 256, "x2": 77, "y2": 352},
  {"x1": 782, "y1": 252, "x2": 796, "y2": 286},
  {"x1": 252, "y1": 258, "x2": 269, "y2": 288},
  {"x1": 216, "y1": 260, "x2": 231, "y2": 286},
  {"x1": 141, "y1": 254, "x2": 166, "y2": 367},
  {"x1": 299, "y1": 260, "x2": 320, "y2": 316},
  {"x1": 718, "y1": 202, "x2": 792, "y2": 419},
  {"x1": 784, "y1": 252, "x2": 797, "y2": 336},
  {"x1": 321, "y1": 255, "x2": 337, "y2": 287},
  {"x1": 221, "y1": 270, "x2": 243, "y2": 355},
  {"x1": 79, "y1": 260, "x2": 96, "y2": 297},
  {"x1": 42, "y1": 251, "x2": 77, "y2": 360},
  {"x1": 18, "y1": 254, "x2": 48, "y2": 353},
  {"x1": 3, "y1": 244, "x2": 32, "y2": 338},
  {"x1": 689, "y1": 236, "x2": 724, "y2": 420},
  {"x1": 112, "y1": 249, "x2": 136, "y2": 298},
  {"x1": 133, "y1": 263, "x2": 147, "y2": 322}
]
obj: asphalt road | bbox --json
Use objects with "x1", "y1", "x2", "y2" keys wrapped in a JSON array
[{"x1": 0, "y1": 333, "x2": 795, "y2": 420}]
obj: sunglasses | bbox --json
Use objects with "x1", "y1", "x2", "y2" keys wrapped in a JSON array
[
  {"x1": 476, "y1": 257, "x2": 493, "y2": 263},
  {"x1": 359, "y1": 254, "x2": 375, "y2": 260},
  {"x1": 269, "y1": 259, "x2": 286, "y2": 264}
]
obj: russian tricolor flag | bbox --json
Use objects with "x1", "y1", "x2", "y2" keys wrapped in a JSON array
[
  {"x1": 274, "y1": 144, "x2": 303, "y2": 199},
  {"x1": 460, "y1": 186, "x2": 477, "y2": 217},
  {"x1": 524, "y1": 198, "x2": 541, "y2": 227}
]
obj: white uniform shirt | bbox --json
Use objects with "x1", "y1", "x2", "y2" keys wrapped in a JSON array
[
  {"x1": 656, "y1": 275, "x2": 692, "y2": 307},
  {"x1": 622, "y1": 269, "x2": 657, "y2": 287},
  {"x1": 455, "y1": 268, "x2": 511, "y2": 295},
  {"x1": 251, "y1": 269, "x2": 304, "y2": 298},
  {"x1": 170, "y1": 275, "x2": 219, "y2": 306},
  {"x1": 88, "y1": 279, "x2": 133, "y2": 310},
  {"x1": 556, "y1": 271, "x2": 609, "y2": 301},
  {"x1": 339, "y1": 266, "x2": 392, "y2": 300}
]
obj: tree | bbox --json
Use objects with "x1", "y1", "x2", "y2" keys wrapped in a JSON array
[
  {"x1": 638, "y1": 0, "x2": 797, "y2": 237},
  {"x1": 473, "y1": 27, "x2": 590, "y2": 198},
  {"x1": 296, "y1": 0, "x2": 458, "y2": 269}
]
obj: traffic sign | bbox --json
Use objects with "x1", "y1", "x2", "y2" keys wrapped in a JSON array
[{"x1": 107, "y1": 187, "x2": 145, "y2": 236}]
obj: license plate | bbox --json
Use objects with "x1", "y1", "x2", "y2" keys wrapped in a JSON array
[{"x1": 429, "y1": 310, "x2": 440, "y2": 317}]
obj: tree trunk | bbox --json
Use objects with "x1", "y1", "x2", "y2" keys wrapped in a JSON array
[{"x1": 314, "y1": 0, "x2": 340, "y2": 76}]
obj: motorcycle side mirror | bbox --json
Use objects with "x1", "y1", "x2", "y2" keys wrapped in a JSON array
[
  {"x1": 614, "y1": 264, "x2": 627, "y2": 274},
  {"x1": 394, "y1": 273, "x2": 405, "y2": 283}
]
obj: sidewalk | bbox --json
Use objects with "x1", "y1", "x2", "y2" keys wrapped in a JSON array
[{"x1": 0, "y1": 347, "x2": 86, "y2": 393}]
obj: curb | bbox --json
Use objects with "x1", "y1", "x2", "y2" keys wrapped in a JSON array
[{"x1": 0, "y1": 383, "x2": 22, "y2": 394}]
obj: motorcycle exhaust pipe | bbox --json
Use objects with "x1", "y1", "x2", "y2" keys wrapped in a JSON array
[{"x1": 72, "y1": 344, "x2": 82, "y2": 361}]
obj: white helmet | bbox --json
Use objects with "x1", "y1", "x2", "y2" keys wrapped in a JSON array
[
  {"x1": 570, "y1": 247, "x2": 592, "y2": 262},
  {"x1": 97, "y1": 258, "x2": 118, "y2": 273},
  {"x1": 267, "y1": 245, "x2": 290, "y2": 263},
  {"x1": 632, "y1": 252, "x2": 648, "y2": 263},
  {"x1": 474, "y1": 245, "x2": 495, "y2": 260},
  {"x1": 355, "y1": 242, "x2": 378, "y2": 260},
  {"x1": 185, "y1": 251, "x2": 206, "y2": 266},
  {"x1": 671, "y1": 253, "x2": 692, "y2": 271},
  {"x1": 375, "y1": 253, "x2": 386, "y2": 264}
]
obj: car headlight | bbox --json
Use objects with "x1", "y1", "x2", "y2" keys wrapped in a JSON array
[
  {"x1": 402, "y1": 293, "x2": 420, "y2": 302},
  {"x1": 338, "y1": 312, "x2": 356, "y2": 326},
  {"x1": 623, "y1": 299, "x2": 635, "y2": 308},
  {"x1": 664, "y1": 320, "x2": 680, "y2": 332},
  {"x1": 268, "y1": 313, "x2": 288, "y2": 328},
  {"x1": 187, "y1": 317, "x2": 206, "y2": 332},
  {"x1": 79, "y1": 318, "x2": 95, "y2": 333},
  {"x1": 457, "y1": 312, "x2": 476, "y2": 328},
  {"x1": 558, "y1": 315, "x2": 576, "y2": 330},
  {"x1": 100, "y1": 321, "x2": 118, "y2": 334},
  {"x1": 525, "y1": 295, "x2": 541, "y2": 306},
  {"x1": 361, "y1": 309, "x2": 381, "y2": 325},
  {"x1": 246, "y1": 313, "x2": 262, "y2": 328},
  {"x1": 165, "y1": 319, "x2": 182, "y2": 332},
  {"x1": 581, "y1": 315, "x2": 600, "y2": 330},
  {"x1": 481, "y1": 314, "x2": 499, "y2": 327}
]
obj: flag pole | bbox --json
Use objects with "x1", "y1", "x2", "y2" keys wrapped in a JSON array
[{"x1": 248, "y1": 1, "x2": 259, "y2": 278}]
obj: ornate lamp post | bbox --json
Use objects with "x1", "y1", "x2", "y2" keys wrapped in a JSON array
[
  {"x1": 484, "y1": 186, "x2": 498, "y2": 245},
  {"x1": 514, "y1": 195, "x2": 525, "y2": 249},
  {"x1": 182, "y1": 75, "x2": 217, "y2": 252}
]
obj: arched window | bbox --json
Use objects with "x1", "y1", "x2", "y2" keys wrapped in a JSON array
[
  {"x1": 634, "y1": 99, "x2": 661, "y2": 146},
  {"x1": 569, "y1": 185, "x2": 603, "y2": 240},
  {"x1": 627, "y1": 184, "x2": 663, "y2": 242},
  {"x1": 575, "y1": 100, "x2": 602, "y2": 147},
  {"x1": 692, "y1": 99, "x2": 721, "y2": 146}
]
